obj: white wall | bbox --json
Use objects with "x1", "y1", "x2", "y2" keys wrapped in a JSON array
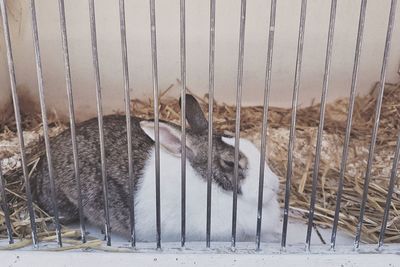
[
  {"x1": 0, "y1": 0, "x2": 399, "y2": 121},
  {"x1": 2, "y1": 250, "x2": 400, "y2": 267}
]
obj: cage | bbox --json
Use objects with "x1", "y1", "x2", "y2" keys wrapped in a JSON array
[{"x1": 0, "y1": 0, "x2": 400, "y2": 265}]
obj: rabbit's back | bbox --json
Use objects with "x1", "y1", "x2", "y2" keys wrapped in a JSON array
[{"x1": 31, "y1": 115, "x2": 154, "y2": 232}]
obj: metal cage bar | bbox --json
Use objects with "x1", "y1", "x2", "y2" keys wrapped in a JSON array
[
  {"x1": 354, "y1": 0, "x2": 397, "y2": 249},
  {"x1": 281, "y1": 0, "x2": 307, "y2": 250},
  {"x1": 305, "y1": 0, "x2": 337, "y2": 251},
  {"x1": 0, "y1": 162, "x2": 13, "y2": 244},
  {"x1": 149, "y1": 0, "x2": 162, "y2": 249},
  {"x1": 30, "y1": 0, "x2": 62, "y2": 247},
  {"x1": 88, "y1": 0, "x2": 112, "y2": 246},
  {"x1": 0, "y1": 0, "x2": 38, "y2": 247},
  {"x1": 231, "y1": 0, "x2": 247, "y2": 250},
  {"x1": 255, "y1": 0, "x2": 277, "y2": 251},
  {"x1": 57, "y1": 0, "x2": 86, "y2": 244},
  {"x1": 330, "y1": 0, "x2": 367, "y2": 250},
  {"x1": 206, "y1": 0, "x2": 216, "y2": 248},
  {"x1": 180, "y1": 0, "x2": 187, "y2": 248},
  {"x1": 118, "y1": 0, "x2": 136, "y2": 248},
  {"x1": 378, "y1": 129, "x2": 400, "y2": 248}
]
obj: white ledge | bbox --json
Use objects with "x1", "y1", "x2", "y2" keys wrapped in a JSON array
[{"x1": 1, "y1": 249, "x2": 400, "y2": 267}]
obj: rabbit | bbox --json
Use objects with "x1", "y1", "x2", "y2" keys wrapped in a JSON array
[{"x1": 30, "y1": 94, "x2": 280, "y2": 242}]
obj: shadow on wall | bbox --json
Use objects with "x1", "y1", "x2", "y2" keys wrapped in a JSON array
[
  {"x1": 0, "y1": 86, "x2": 37, "y2": 129},
  {"x1": 0, "y1": 0, "x2": 26, "y2": 127}
]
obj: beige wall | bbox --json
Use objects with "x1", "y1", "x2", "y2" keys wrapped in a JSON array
[
  {"x1": 0, "y1": 0, "x2": 399, "y2": 121},
  {"x1": 0, "y1": 41, "x2": 12, "y2": 122}
]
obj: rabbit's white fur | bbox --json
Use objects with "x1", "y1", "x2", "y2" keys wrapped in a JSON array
[{"x1": 134, "y1": 134, "x2": 280, "y2": 242}]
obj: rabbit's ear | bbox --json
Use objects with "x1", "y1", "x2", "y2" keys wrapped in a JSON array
[
  {"x1": 140, "y1": 121, "x2": 185, "y2": 156},
  {"x1": 179, "y1": 94, "x2": 208, "y2": 133}
]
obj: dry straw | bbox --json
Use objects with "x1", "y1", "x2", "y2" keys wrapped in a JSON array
[{"x1": 0, "y1": 82, "x2": 399, "y2": 247}]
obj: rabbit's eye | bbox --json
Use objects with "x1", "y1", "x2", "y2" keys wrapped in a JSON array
[{"x1": 222, "y1": 159, "x2": 235, "y2": 169}]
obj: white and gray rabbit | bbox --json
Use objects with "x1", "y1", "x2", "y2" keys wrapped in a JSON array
[{"x1": 31, "y1": 94, "x2": 280, "y2": 242}]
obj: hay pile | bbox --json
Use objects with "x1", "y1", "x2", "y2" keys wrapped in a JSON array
[{"x1": 1, "y1": 82, "x2": 400, "y2": 245}]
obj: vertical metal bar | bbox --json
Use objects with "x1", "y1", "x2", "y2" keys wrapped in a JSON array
[
  {"x1": 149, "y1": 0, "x2": 161, "y2": 249},
  {"x1": 378, "y1": 129, "x2": 400, "y2": 248},
  {"x1": 29, "y1": 0, "x2": 62, "y2": 247},
  {"x1": 0, "y1": 162, "x2": 14, "y2": 244},
  {"x1": 255, "y1": 0, "x2": 277, "y2": 251},
  {"x1": 58, "y1": 0, "x2": 86, "y2": 244},
  {"x1": 330, "y1": 0, "x2": 367, "y2": 250},
  {"x1": 0, "y1": 0, "x2": 38, "y2": 247},
  {"x1": 305, "y1": 0, "x2": 337, "y2": 251},
  {"x1": 281, "y1": 0, "x2": 307, "y2": 250},
  {"x1": 180, "y1": 0, "x2": 187, "y2": 248},
  {"x1": 88, "y1": 0, "x2": 111, "y2": 246},
  {"x1": 231, "y1": 0, "x2": 246, "y2": 250},
  {"x1": 118, "y1": 0, "x2": 135, "y2": 248},
  {"x1": 206, "y1": 0, "x2": 216, "y2": 249},
  {"x1": 354, "y1": 0, "x2": 397, "y2": 249}
]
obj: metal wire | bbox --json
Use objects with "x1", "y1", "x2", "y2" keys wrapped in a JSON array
[
  {"x1": 206, "y1": 0, "x2": 216, "y2": 248},
  {"x1": 0, "y1": 162, "x2": 13, "y2": 244},
  {"x1": 29, "y1": 0, "x2": 62, "y2": 247},
  {"x1": 149, "y1": 0, "x2": 161, "y2": 249},
  {"x1": 281, "y1": 0, "x2": 307, "y2": 250},
  {"x1": 354, "y1": 0, "x2": 397, "y2": 249},
  {"x1": 231, "y1": 0, "x2": 246, "y2": 250},
  {"x1": 330, "y1": 0, "x2": 367, "y2": 250},
  {"x1": 118, "y1": 0, "x2": 135, "y2": 248},
  {"x1": 305, "y1": 0, "x2": 337, "y2": 251},
  {"x1": 255, "y1": 0, "x2": 277, "y2": 251},
  {"x1": 88, "y1": 0, "x2": 112, "y2": 246},
  {"x1": 0, "y1": 0, "x2": 38, "y2": 247},
  {"x1": 57, "y1": 0, "x2": 86, "y2": 244},
  {"x1": 378, "y1": 129, "x2": 400, "y2": 248},
  {"x1": 180, "y1": 0, "x2": 187, "y2": 248}
]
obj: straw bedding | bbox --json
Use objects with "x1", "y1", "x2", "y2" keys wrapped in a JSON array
[{"x1": 0, "y1": 82, "x2": 399, "y2": 246}]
